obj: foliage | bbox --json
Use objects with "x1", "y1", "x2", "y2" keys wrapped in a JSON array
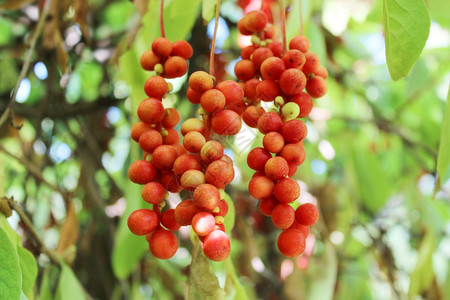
[{"x1": 0, "y1": 0, "x2": 449, "y2": 300}]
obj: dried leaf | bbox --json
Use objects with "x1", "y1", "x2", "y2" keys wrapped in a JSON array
[
  {"x1": 73, "y1": 0, "x2": 90, "y2": 40},
  {"x1": 56, "y1": 202, "x2": 79, "y2": 258}
]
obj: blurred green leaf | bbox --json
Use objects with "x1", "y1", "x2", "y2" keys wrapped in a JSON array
[
  {"x1": 202, "y1": 0, "x2": 216, "y2": 23},
  {"x1": 0, "y1": 226, "x2": 22, "y2": 300},
  {"x1": 165, "y1": 0, "x2": 201, "y2": 41},
  {"x1": 17, "y1": 246, "x2": 38, "y2": 295},
  {"x1": 408, "y1": 230, "x2": 437, "y2": 296},
  {"x1": 111, "y1": 181, "x2": 148, "y2": 279},
  {"x1": 55, "y1": 263, "x2": 86, "y2": 300},
  {"x1": 38, "y1": 268, "x2": 53, "y2": 300},
  {"x1": 224, "y1": 259, "x2": 248, "y2": 300},
  {"x1": 188, "y1": 235, "x2": 224, "y2": 300},
  {"x1": 436, "y1": 86, "x2": 450, "y2": 190},
  {"x1": 427, "y1": 0, "x2": 450, "y2": 27},
  {"x1": 383, "y1": 0, "x2": 430, "y2": 80},
  {"x1": 223, "y1": 192, "x2": 235, "y2": 234}
]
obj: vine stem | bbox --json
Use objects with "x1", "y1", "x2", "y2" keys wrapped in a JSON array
[
  {"x1": 0, "y1": 0, "x2": 52, "y2": 130},
  {"x1": 299, "y1": 0, "x2": 303, "y2": 35},
  {"x1": 280, "y1": 0, "x2": 287, "y2": 54},
  {"x1": 160, "y1": 0, "x2": 165, "y2": 37},
  {"x1": 3, "y1": 196, "x2": 62, "y2": 265},
  {"x1": 209, "y1": 0, "x2": 221, "y2": 76}
]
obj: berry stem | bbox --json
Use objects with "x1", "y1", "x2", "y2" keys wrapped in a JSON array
[
  {"x1": 209, "y1": 0, "x2": 221, "y2": 77},
  {"x1": 280, "y1": 0, "x2": 287, "y2": 54},
  {"x1": 299, "y1": 0, "x2": 303, "y2": 35},
  {"x1": 160, "y1": 0, "x2": 165, "y2": 37},
  {"x1": 260, "y1": 0, "x2": 264, "y2": 10}
]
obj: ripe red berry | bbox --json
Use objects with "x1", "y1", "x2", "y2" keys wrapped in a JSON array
[
  {"x1": 288, "y1": 92, "x2": 313, "y2": 118},
  {"x1": 127, "y1": 209, "x2": 159, "y2": 236},
  {"x1": 202, "y1": 230, "x2": 231, "y2": 261},
  {"x1": 130, "y1": 122, "x2": 153, "y2": 142},
  {"x1": 170, "y1": 40, "x2": 193, "y2": 59},
  {"x1": 149, "y1": 229, "x2": 179, "y2": 259},
  {"x1": 241, "y1": 45, "x2": 257, "y2": 59},
  {"x1": 274, "y1": 178, "x2": 300, "y2": 203},
  {"x1": 306, "y1": 76, "x2": 328, "y2": 98},
  {"x1": 144, "y1": 76, "x2": 168, "y2": 98},
  {"x1": 180, "y1": 169, "x2": 205, "y2": 190},
  {"x1": 277, "y1": 228, "x2": 306, "y2": 257},
  {"x1": 267, "y1": 40, "x2": 283, "y2": 57},
  {"x1": 200, "y1": 140, "x2": 224, "y2": 164},
  {"x1": 289, "y1": 36, "x2": 310, "y2": 53},
  {"x1": 272, "y1": 203, "x2": 295, "y2": 229},
  {"x1": 161, "y1": 209, "x2": 181, "y2": 231},
  {"x1": 263, "y1": 132, "x2": 285, "y2": 153},
  {"x1": 140, "y1": 50, "x2": 160, "y2": 71},
  {"x1": 138, "y1": 129, "x2": 163, "y2": 153},
  {"x1": 252, "y1": 47, "x2": 274, "y2": 69},
  {"x1": 234, "y1": 59, "x2": 256, "y2": 81},
  {"x1": 183, "y1": 131, "x2": 206, "y2": 153},
  {"x1": 159, "y1": 171, "x2": 182, "y2": 193},
  {"x1": 215, "y1": 80, "x2": 245, "y2": 107},
  {"x1": 141, "y1": 182, "x2": 166, "y2": 205},
  {"x1": 162, "y1": 128, "x2": 180, "y2": 145},
  {"x1": 180, "y1": 118, "x2": 205, "y2": 136},
  {"x1": 259, "y1": 195, "x2": 279, "y2": 216},
  {"x1": 244, "y1": 78, "x2": 260, "y2": 103},
  {"x1": 174, "y1": 200, "x2": 202, "y2": 226},
  {"x1": 264, "y1": 156, "x2": 289, "y2": 181},
  {"x1": 295, "y1": 203, "x2": 319, "y2": 226},
  {"x1": 248, "y1": 175, "x2": 274, "y2": 199},
  {"x1": 152, "y1": 145, "x2": 178, "y2": 171},
  {"x1": 257, "y1": 111, "x2": 283, "y2": 134},
  {"x1": 243, "y1": 10, "x2": 268, "y2": 33},
  {"x1": 281, "y1": 143, "x2": 306, "y2": 166},
  {"x1": 152, "y1": 37, "x2": 172, "y2": 58},
  {"x1": 128, "y1": 160, "x2": 156, "y2": 184},
  {"x1": 242, "y1": 105, "x2": 265, "y2": 128},
  {"x1": 173, "y1": 154, "x2": 202, "y2": 177},
  {"x1": 192, "y1": 212, "x2": 216, "y2": 236},
  {"x1": 302, "y1": 52, "x2": 320, "y2": 75},
  {"x1": 193, "y1": 183, "x2": 220, "y2": 211},
  {"x1": 205, "y1": 160, "x2": 234, "y2": 188},
  {"x1": 211, "y1": 110, "x2": 242, "y2": 136},
  {"x1": 256, "y1": 79, "x2": 280, "y2": 102},
  {"x1": 282, "y1": 49, "x2": 306, "y2": 69},
  {"x1": 161, "y1": 108, "x2": 181, "y2": 128},
  {"x1": 200, "y1": 89, "x2": 226, "y2": 113},
  {"x1": 247, "y1": 147, "x2": 272, "y2": 171},
  {"x1": 137, "y1": 98, "x2": 165, "y2": 124},
  {"x1": 281, "y1": 119, "x2": 308, "y2": 143},
  {"x1": 187, "y1": 87, "x2": 203, "y2": 104},
  {"x1": 260, "y1": 57, "x2": 286, "y2": 80},
  {"x1": 164, "y1": 56, "x2": 188, "y2": 78},
  {"x1": 189, "y1": 71, "x2": 214, "y2": 93},
  {"x1": 279, "y1": 68, "x2": 307, "y2": 95}
]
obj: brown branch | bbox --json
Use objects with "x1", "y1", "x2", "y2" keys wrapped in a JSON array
[
  {"x1": 3, "y1": 196, "x2": 61, "y2": 265},
  {"x1": 0, "y1": 0, "x2": 52, "y2": 129}
]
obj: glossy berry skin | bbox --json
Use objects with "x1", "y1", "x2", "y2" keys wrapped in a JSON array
[
  {"x1": 131, "y1": 122, "x2": 153, "y2": 142},
  {"x1": 247, "y1": 147, "x2": 272, "y2": 171},
  {"x1": 189, "y1": 71, "x2": 214, "y2": 93},
  {"x1": 161, "y1": 108, "x2": 181, "y2": 128},
  {"x1": 272, "y1": 203, "x2": 295, "y2": 229},
  {"x1": 187, "y1": 87, "x2": 202, "y2": 104},
  {"x1": 192, "y1": 212, "x2": 216, "y2": 236},
  {"x1": 180, "y1": 169, "x2": 205, "y2": 190},
  {"x1": 164, "y1": 56, "x2": 188, "y2": 78},
  {"x1": 248, "y1": 175, "x2": 274, "y2": 199},
  {"x1": 242, "y1": 105, "x2": 265, "y2": 128},
  {"x1": 302, "y1": 52, "x2": 320, "y2": 75},
  {"x1": 173, "y1": 154, "x2": 202, "y2": 177},
  {"x1": 137, "y1": 98, "x2": 165, "y2": 124},
  {"x1": 306, "y1": 76, "x2": 328, "y2": 98},
  {"x1": 215, "y1": 80, "x2": 245, "y2": 107},
  {"x1": 288, "y1": 92, "x2": 313, "y2": 118},
  {"x1": 200, "y1": 89, "x2": 226, "y2": 113},
  {"x1": 257, "y1": 111, "x2": 283, "y2": 134},
  {"x1": 281, "y1": 143, "x2": 306, "y2": 166},
  {"x1": 161, "y1": 209, "x2": 181, "y2": 231},
  {"x1": 159, "y1": 171, "x2": 182, "y2": 193},
  {"x1": 127, "y1": 209, "x2": 158, "y2": 236},
  {"x1": 277, "y1": 228, "x2": 306, "y2": 257},
  {"x1": 256, "y1": 79, "x2": 280, "y2": 102},
  {"x1": 295, "y1": 203, "x2": 319, "y2": 226},
  {"x1": 263, "y1": 132, "x2": 285, "y2": 154},
  {"x1": 264, "y1": 156, "x2": 289, "y2": 181},
  {"x1": 152, "y1": 145, "x2": 178, "y2": 171},
  {"x1": 279, "y1": 68, "x2": 307, "y2": 96},
  {"x1": 152, "y1": 37, "x2": 172, "y2": 57},
  {"x1": 243, "y1": 10, "x2": 268, "y2": 33},
  {"x1": 128, "y1": 160, "x2": 156, "y2": 184},
  {"x1": 170, "y1": 40, "x2": 193, "y2": 59},
  {"x1": 193, "y1": 184, "x2": 220, "y2": 211},
  {"x1": 289, "y1": 36, "x2": 310, "y2": 53},
  {"x1": 274, "y1": 178, "x2": 300, "y2": 203},
  {"x1": 202, "y1": 230, "x2": 231, "y2": 261},
  {"x1": 174, "y1": 200, "x2": 202, "y2": 226},
  {"x1": 235, "y1": 59, "x2": 256, "y2": 81},
  {"x1": 200, "y1": 140, "x2": 224, "y2": 164},
  {"x1": 260, "y1": 57, "x2": 286, "y2": 80},
  {"x1": 282, "y1": 49, "x2": 306, "y2": 69},
  {"x1": 149, "y1": 229, "x2": 179, "y2": 259},
  {"x1": 141, "y1": 182, "x2": 166, "y2": 204},
  {"x1": 183, "y1": 131, "x2": 206, "y2": 153},
  {"x1": 211, "y1": 110, "x2": 242, "y2": 136},
  {"x1": 252, "y1": 47, "x2": 274, "y2": 69},
  {"x1": 281, "y1": 119, "x2": 307, "y2": 143},
  {"x1": 138, "y1": 129, "x2": 163, "y2": 153},
  {"x1": 205, "y1": 160, "x2": 234, "y2": 189},
  {"x1": 140, "y1": 50, "x2": 160, "y2": 71},
  {"x1": 144, "y1": 76, "x2": 168, "y2": 98},
  {"x1": 259, "y1": 196, "x2": 279, "y2": 216}
]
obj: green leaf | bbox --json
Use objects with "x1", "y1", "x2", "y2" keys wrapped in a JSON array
[
  {"x1": 165, "y1": 0, "x2": 202, "y2": 41},
  {"x1": 427, "y1": 0, "x2": 450, "y2": 27},
  {"x1": 55, "y1": 263, "x2": 86, "y2": 300},
  {"x1": 38, "y1": 268, "x2": 54, "y2": 300},
  {"x1": 436, "y1": 86, "x2": 450, "y2": 191},
  {"x1": 187, "y1": 236, "x2": 224, "y2": 300},
  {"x1": 383, "y1": 0, "x2": 430, "y2": 80},
  {"x1": 408, "y1": 230, "x2": 437, "y2": 296},
  {"x1": 0, "y1": 226, "x2": 22, "y2": 300},
  {"x1": 202, "y1": 0, "x2": 216, "y2": 23},
  {"x1": 222, "y1": 192, "x2": 235, "y2": 234},
  {"x1": 17, "y1": 246, "x2": 38, "y2": 295},
  {"x1": 111, "y1": 180, "x2": 148, "y2": 279},
  {"x1": 224, "y1": 259, "x2": 248, "y2": 300}
]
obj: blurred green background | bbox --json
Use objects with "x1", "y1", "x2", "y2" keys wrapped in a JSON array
[{"x1": 0, "y1": 0, "x2": 449, "y2": 299}]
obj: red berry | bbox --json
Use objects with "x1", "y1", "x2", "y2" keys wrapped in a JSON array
[
  {"x1": 306, "y1": 76, "x2": 328, "y2": 98},
  {"x1": 288, "y1": 92, "x2": 313, "y2": 118},
  {"x1": 200, "y1": 89, "x2": 226, "y2": 113},
  {"x1": 256, "y1": 79, "x2": 280, "y2": 102},
  {"x1": 173, "y1": 154, "x2": 202, "y2": 177},
  {"x1": 211, "y1": 110, "x2": 242, "y2": 136},
  {"x1": 281, "y1": 143, "x2": 306, "y2": 166},
  {"x1": 302, "y1": 52, "x2": 320, "y2": 75},
  {"x1": 137, "y1": 98, "x2": 165, "y2": 124},
  {"x1": 140, "y1": 50, "x2": 160, "y2": 71},
  {"x1": 242, "y1": 105, "x2": 265, "y2": 128},
  {"x1": 152, "y1": 145, "x2": 178, "y2": 171},
  {"x1": 247, "y1": 147, "x2": 272, "y2": 171},
  {"x1": 189, "y1": 71, "x2": 214, "y2": 93},
  {"x1": 144, "y1": 76, "x2": 168, "y2": 98},
  {"x1": 142, "y1": 182, "x2": 166, "y2": 204},
  {"x1": 264, "y1": 156, "x2": 289, "y2": 181},
  {"x1": 272, "y1": 203, "x2": 295, "y2": 229},
  {"x1": 260, "y1": 57, "x2": 285, "y2": 80},
  {"x1": 138, "y1": 129, "x2": 163, "y2": 153},
  {"x1": 234, "y1": 59, "x2": 256, "y2": 81},
  {"x1": 193, "y1": 184, "x2": 220, "y2": 211},
  {"x1": 243, "y1": 10, "x2": 268, "y2": 33},
  {"x1": 128, "y1": 209, "x2": 158, "y2": 236},
  {"x1": 277, "y1": 228, "x2": 306, "y2": 257},
  {"x1": 279, "y1": 69, "x2": 307, "y2": 95},
  {"x1": 152, "y1": 37, "x2": 172, "y2": 58},
  {"x1": 128, "y1": 160, "x2": 156, "y2": 184},
  {"x1": 281, "y1": 119, "x2": 307, "y2": 143},
  {"x1": 263, "y1": 132, "x2": 285, "y2": 153},
  {"x1": 274, "y1": 178, "x2": 300, "y2": 203},
  {"x1": 289, "y1": 36, "x2": 310, "y2": 53},
  {"x1": 202, "y1": 230, "x2": 231, "y2": 261},
  {"x1": 192, "y1": 212, "x2": 216, "y2": 236},
  {"x1": 149, "y1": 229, "x2": 179, "y2": 259},
  {"x1": 161, "y1": 209, "x2": 181, "y2": 231},
  {"x1": 200, "y1": 140, "x2": 224, "y2": 164},
  {"x1": 248, "y1": 175, "x2": 274, "y2": 199},
  {"x1": 161, "y1": 108, "x2": 181, "y2": 128},
  {"x1": 170, "y1": 40, "x2": 193, "y2": 59},
  {"x1": 174, "y1": 200, "x2": 202, "y2": 226},
  {"x1": 259, "y1": 195, "x2": 279, "y2": 216},
  {"x1": 282, "y1": 49, "x2": 306, "y2": 69},
  {"x1": 183, "y1": 131, "x2": 206, "y2": 153},
  {"x1": 257, "y1": 111, "x2": 283, "y2": 134},
  {"x1": 164, "y1": 56, "x2": 188, "y2": 78},
  {"x1": 295, "y1": 203, "x2": 319, "y2": 226},
  {"x1": 205, "y1": 160, "x2": 234, "y2": 188}
]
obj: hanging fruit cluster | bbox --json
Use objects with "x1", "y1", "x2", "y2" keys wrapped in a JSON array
[{"x1": 127, "y1": 1, "x2": 327, "y2": 261}]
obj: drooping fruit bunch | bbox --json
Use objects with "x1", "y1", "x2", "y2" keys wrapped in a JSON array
[
  {"x1": 127, "y1": 1, "x2": 326, "y2": 262},
  {"x1": 128, "y1": 33, "x2": 244, "y2": 261},
  {"x1": 236, "y1": 8, "x2": 326, "y2": 257}
]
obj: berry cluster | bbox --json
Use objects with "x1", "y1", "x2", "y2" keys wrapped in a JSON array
[
  {"x1": 128, "y1": 37, "x2": 242, "y2": 261},
  {"x1": 235, "y1": 10, "x2": 325, "y2": 257}
]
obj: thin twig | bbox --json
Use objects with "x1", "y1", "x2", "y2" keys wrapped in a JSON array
[
  {"x1": 0, "y1": 0, "x2": 52, "y2": 129},
  {"x1": 209, "y1": 0, "x2": 221, "y2": 77},
  {"x1": 160, "y1": 0, "x2": 165, "y2": 37},
  {"x1": 3, "y1": 196, "x2": 61, "y2": 265}
]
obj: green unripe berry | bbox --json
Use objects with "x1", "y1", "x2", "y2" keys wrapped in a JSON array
[
  {"x1": 282, "y1": 102, "x2": 300, "y2": 121},
  {"x1": 275, "y1": 96, "x2": 285, "y2": 107},
  {"x1": 154, "y1": 63, "x2": 164, "y2": 75}
]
